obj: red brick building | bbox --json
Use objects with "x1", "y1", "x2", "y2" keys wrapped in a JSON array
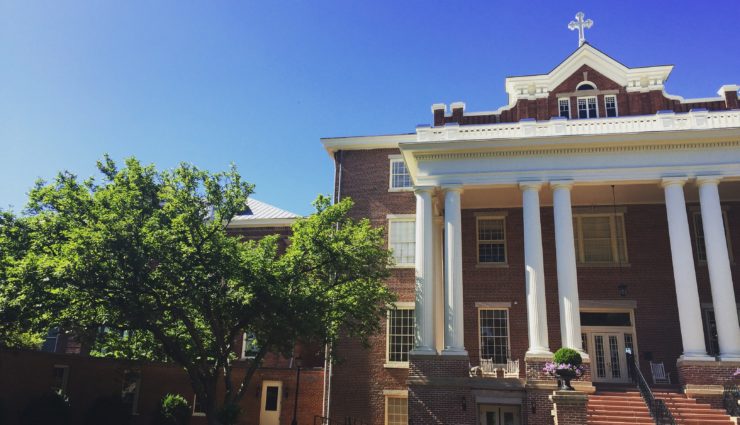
[{"x1": 321, "y1": 35, "x2": 740, "y2": 425}]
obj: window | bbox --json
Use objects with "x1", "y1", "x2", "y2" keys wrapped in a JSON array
[
  {"x1": 477, "y1": 217, "x2": 507, "y2": 264},
  {"x1": 387, "y1": 306, "x2": 415, "y2": 366},
  {"x1": 702, "y1": 307, "x2": 740, "y2": 356},
  {"x1": 577, "y1": 96, "x2": 598, "y2": 118},
  {"x1": 558, "y1": 98, "x2": 571, "y2": 119},
  {"x1": 389, "y1": 158, "x2": 412, "y2": 190},
  {"x1": 121, "y1": 370, "x2": 141, "y2": 414},
  {"x1": 604, "y1": 95, "x2": 618, "y2": 117},
  {"x1": 51, "y1": 365, "x2": 69, "y2": 396},
  {"x1": 264, "y1": 386, "x2": 279, "y2": 411},
  {"x1": 385, "y1": 396, "x2": 408, "y2": 425},
  {"x1": 577, "y1": 82, "x2": 596, "y2": 91},
  {"x1": 478, "y1": 309, "x2": 510, "y2": 364},
  {"x1": 42, "y1": 328, "x2": 60, "y2": 352},
  {"x1": 388, "y1": 217, "x2": 415, "y2": 267},
  {"x1": 693, "y1": 212, "x2": 733, "y2": 263},
  {"x1": 193, "y1": 395, "x2": 205, "y2": 416},
  {"x1": 573, "y1": 214, "x2": 628, "y2": 264},
  {"x1": 241, "y1": 333, "x2": 259, "y2": 359}
]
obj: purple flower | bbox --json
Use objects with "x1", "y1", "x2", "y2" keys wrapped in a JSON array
[{"x1": 733, "y1": 368, "x2": 740, "y2": 377}]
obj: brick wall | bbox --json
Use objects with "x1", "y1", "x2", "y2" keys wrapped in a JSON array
[{"x1": 0, "y1": 349, "x2": 324, "y2": 425}]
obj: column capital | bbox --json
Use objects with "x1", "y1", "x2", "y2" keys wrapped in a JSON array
[
  {"x1": 696, "y1": 175, "x2": 722, "y2": 187},
  {"x1": 441, "y1": 184, "x2": 463, "y2": 193},
  {"x1": 550, "y1": 180, "x2": 575, "y2": 190},
  {"x1": 661, "y1": 176, "x2": 689, "y2": 188},
  {"x1": 413, "y1": 185, "x2": 436, "y2": 194},
  {"x1": 519, "y1": 181, "x2": 543, "y2": 191}
]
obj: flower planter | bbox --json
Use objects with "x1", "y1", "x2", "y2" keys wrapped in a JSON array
[{"x1": 556, "y1": 369, "x2": 577, "y2": 391}]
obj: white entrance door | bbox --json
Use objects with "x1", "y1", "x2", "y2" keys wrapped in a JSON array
[
  {"x1": 479, "y1": 405, "x2": 520, "y2": 425},
  {"x1": 259, "y1": 380, "x2": 282, "y2": 425},
  {"x1": 591, "y1": 333, "x2": 628, "y2": 383}
]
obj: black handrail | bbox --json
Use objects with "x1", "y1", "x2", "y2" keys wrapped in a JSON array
[
  {"x1": 625, "y1": 350, "x2": 676, "y2": 425},
  {"x1": 314, "y1": 415, "x2": 370, "y2": 425},
  {"x1": 722, "y1": 382, "x2": 740, "y2": 417}
]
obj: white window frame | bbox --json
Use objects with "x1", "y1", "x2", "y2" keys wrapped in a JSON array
[
  {"x1": 388, "y1": 156, "x2": 413, "y2": 192},
  {"x1": 573, "y1": 212, "x2": 628, "y2": 265},
  {"x1": 192, "y1": 394, "x2": 206, "y2": 416},
  {"x1": 52, "y1": 364, "x2": 70, "y2": 396},
  {"x1": 604, "y1": 95, "x2": 618, "y2": 117},
  {"x1": 692, "y1": 211, "x2": 734, "y2": 264},
  {"x1": 241, "y1": 332, "x2": 259, "y2": 360},
  {"x1": 385, "y1": 302, "x2": 415, "y2": 369},
  {"x1": 558, "y1": 98, "x2": 571, "y2": 119},
  {"x1": 387, "y1": 215, "x2": 415, "y2": 268},
  {"x1": 477, "y1": 307, "x2": 511, "y2": 365},
  {"x1": 577, "y1": 96, "x2": 599, "y2": 119},
  {"x1": 476, "y1": 215, "x2": 507, "y2": 265},
  {"x1": 384, "y1": 391, "x2": 409, "y2": 425}
]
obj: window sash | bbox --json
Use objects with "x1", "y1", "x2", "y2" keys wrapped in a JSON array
[
  {"x1": 389, "y1": 159, "x2": 412, "y2": 189},
  {"x1": 387, "y1": 308, "x2": 415, "y2": 364},
  {"x1": 558, "y1": 99, "x2": 571, "y2": 119},
  {"x1": 573, "y1": 214, "x2": 627, "y2": 264},
  {"x1": 577, "y1": 96, "x2": 598, "y2": 118},
  {"x1": 477, "y1": 218, "x2": 507, "y2": 264},
  {"x1": 693, "y1": 212, "x2": 733, "y2": 263},
  {"x1": 478, "y1": 309, "x2": 510, "y2": 364},
  {"x1": 604, "y1": 95, "x2": 618, "y2": 117},
  {"x1": 389, "y1": 219, "x2": 415, "y2": 266},
  {"x1": 386, "y1": 396, "x2": 408, "y2": 425}
]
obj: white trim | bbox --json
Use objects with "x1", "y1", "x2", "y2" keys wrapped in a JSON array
[
  {"x1": 387, "y1": 216, "x2": 416, "y2": 268},
  {"x1": 576, "y1": 81, "x2": 598, "y2": 91},
  {"x1": 477, "y1": 306, "x2": 512, "y2": 365},
  {"x1": 385, "y1": 304, "x2": 415, "y2": 368},
  {"x1": 227, "y1": 218, "x2": 296, "y2": 228},
  {"x1": 393, "y1": 301, "x2": 415, "y2": 309},
  {"x1": 576, "y1": 95, "x2": 599, "y2": 119},
  {"x1": 384, "y1": 394, "x2": 409, "y2": 425},
  {"x1": 475, "y1": 302, "x2": 512, "y2": 308},
  {"x1": 383, "y1": 389, "x2": 409, "y2": 396},
  {"x1": 573, "y1": 212, "x2": 628, "y2": 265},
  {"x1": 476, "y1": 216, "x2": 508, "y2": 265},
  {"x1": 604, "y1": 94, "x2": 618, "y2": 118},
  {"x1": 389, "y1": 158, "x2": 413, "y2": 192}
]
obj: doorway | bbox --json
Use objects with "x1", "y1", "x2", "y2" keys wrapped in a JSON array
[
  {"x1": 259, "y1": 380, "x2": 282, "y2": 425},
  {"x1": 479, "y1": 405, "x2": 520, "y2": 425},
  {"x1": 581, "y1": 309, "x2": 638, "y2": 384}
]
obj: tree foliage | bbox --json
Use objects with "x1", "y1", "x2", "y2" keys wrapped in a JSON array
[{"x1": 1, "y1": 156, "x2": 394, "y2": 424}]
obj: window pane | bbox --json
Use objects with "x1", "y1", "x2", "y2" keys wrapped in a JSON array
[
  {"x1": 581, "y1": 216, "x2": 613, "y2": 262},
  {"x1": 479, "y1": 219, "x2": 504, "y2": 240},
  {"x1": 265, "y1": 386, "x2": 279, "y2": 411},
  {"x1": 605, "y1": 96, "x2": 617, "y2": 117},
  {"x1": 391, "y1": 160, "x2": 411, "y2": 189},
  {"x1": 578, "y1": 98, "x2": 588, "y2": 119},
  {"x1": 559, "y1": 99, "x2": 570, "y2": 118},
  {"x1": 478, "y1": 219, "x2": 506, "y2": 263},
  {"x1": 390, "y1": 220, "x2": 415, "y2": 265},
  {"x1": 587, "y1": 97, "x2": 597, "y2": 117},
  {"x1": 388, "y1": 309, "x2": 415, "y2": 362},
  {"x1": 387, "y1": 397, "x2": 408, "y2": 425},
  {"x1": 479, "y1": 309, "x2": 509, "y2": 364}
]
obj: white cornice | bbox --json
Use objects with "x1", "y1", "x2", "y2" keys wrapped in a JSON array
[{"x1": 321, "y1": 133, "x2": 415, "y2": 156}]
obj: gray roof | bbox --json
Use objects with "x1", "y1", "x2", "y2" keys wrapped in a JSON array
[{"x1": 232, "y1": 198, "x2": 300, "y2": 221}]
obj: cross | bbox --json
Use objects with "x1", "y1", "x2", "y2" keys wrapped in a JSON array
[{"x1": 568, "y1": 12, "x2": 593, "y2": 47}]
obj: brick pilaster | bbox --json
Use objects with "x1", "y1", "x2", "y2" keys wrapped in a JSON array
[{"x1": 550, "y1": 391, "x2": 588, "y2": 425}]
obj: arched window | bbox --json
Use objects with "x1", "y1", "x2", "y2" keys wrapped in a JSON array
[{"x1": 576, "y1": 82, "x2": 596, "y2": 91}]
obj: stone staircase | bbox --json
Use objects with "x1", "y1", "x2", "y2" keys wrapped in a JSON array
[{"x1": 587, "y1": 390, "x2": 735, "y2": 425}]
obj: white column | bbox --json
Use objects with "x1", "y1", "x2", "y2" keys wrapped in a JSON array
[
  {"x1": 433, "y1": 215, "x2": 445, "y2": 353},
  {"x1": 520, "y1": 182, "x2": 551, "y2": 356},
  {"x1": 697, "y1": 176, "x2": 740, "y2": 360},
  {"x1": 662, "y1": 177, "x2": 712, "y2": 360},
  {"x1": 551, "y1": 181, "x2": 584, "y2": 354},
  {"x1": 442, "y1": 185, "x2": 467, "y2": 355},
  {"x1": 412, "y1": 186, "x2": 435, "y2": 354}
]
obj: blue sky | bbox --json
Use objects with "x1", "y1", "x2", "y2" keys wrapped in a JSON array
[{"x1": 1, "y1": 1, "x2": 738, "y2": 215}]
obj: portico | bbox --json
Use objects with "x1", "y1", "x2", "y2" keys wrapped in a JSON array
[{"x1": 402, "y1": 109, "x2": 740, "y2": 369}]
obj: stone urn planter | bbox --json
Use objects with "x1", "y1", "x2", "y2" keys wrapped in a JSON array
[
  {"x1": 544, "y1": 348, "x2": 584, "y2": 391},
  {"x1": 555, "y1": 368, "x2": 578, "y2": 391}
]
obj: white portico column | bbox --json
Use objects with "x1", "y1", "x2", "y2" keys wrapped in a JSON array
[
  {"x1": 551, "y1": 181, "x2": 584, "y2": 354},
  {"x1": 662, "y1": 177, "x2": 712, "y2": 360},
  {"x1": 697, "y1": 176, "x2": 740, "y2": 360},
  {"x1": 442, "y1": 185, "x2": 467, "y2": 355},
  {"x1": 411, "y1": 186, "x2": 435, "y2": 354},
  {"x1": 520, "y1": 182, "x2": 551, "y2": 356},
  {"x1": 433, "y1": 215, "x2": 445, "y2": 353}
]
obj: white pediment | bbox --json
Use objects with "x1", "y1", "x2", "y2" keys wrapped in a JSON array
[{"x1": 504, "y1": 44, "x2": 674, "y2": 106}]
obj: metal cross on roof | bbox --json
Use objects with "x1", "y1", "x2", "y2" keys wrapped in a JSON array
[{"x1": 568, "y1": 12, "x2": 593, "y2": 47}]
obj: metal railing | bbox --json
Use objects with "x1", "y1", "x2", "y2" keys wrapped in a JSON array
[
  {"x1": 626, "y1": 350, "x2": 676, "y2": 425},
  {"x1": 314, "y1": 416, "x2": 369, "y2": 425},
  {"x1": 722, "y1": 382, "x2": 740, "y2": 417}
]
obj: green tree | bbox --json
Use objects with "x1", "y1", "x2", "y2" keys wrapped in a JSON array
[{"x1": 9, "y1": 156, "x2": 394, "y2": 425}]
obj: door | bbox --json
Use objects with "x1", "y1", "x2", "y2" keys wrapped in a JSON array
[
  {"x1": 591, "y1": 333, "x2": 628, "y2": 383},
  {"x1": 479, "y1": 405, "x2": 520, "y2": 425},
  {"x1": 259, "y1": 380, "x2": 282, "y2": 425}
]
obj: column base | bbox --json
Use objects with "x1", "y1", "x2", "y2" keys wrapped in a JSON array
[
  {"x1": 678, "y1": 353, "x2": 716, "y2": 362},
  {"x1": 441, "y1": 348, "x2": 468, "y2": 357},
  {"x1": 409, "y1": 347, "x2": 437, "y2": 356},
  {"x1": 718, "y1": 354, "x2": 740, "y2": 362},
  {"x1": 525, "y1": 350, "x2": 553, "y2": 359}
]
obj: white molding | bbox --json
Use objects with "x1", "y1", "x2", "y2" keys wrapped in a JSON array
[
  {"x1": 386, "y1": 214, "x2": 415, "y2": 220},
  {"x1": 475, "y1": 301, "x2": 512, "y2": 308},
  {"x1": 383, "y1": 389, "x2": 409, "y2": 396},
  {"x1": 227, "y1": 218, "x2": 296, "y2": 229},
  {"x1": 393, "y1": 301, "x2": 415, "y2": 309}
]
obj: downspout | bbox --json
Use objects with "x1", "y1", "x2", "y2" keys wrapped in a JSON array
[{"x1": 323, "y1": 150, "x2": 343, "y2": 418}]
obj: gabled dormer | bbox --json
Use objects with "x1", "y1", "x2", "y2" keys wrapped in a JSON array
[{"x1": 433, "y1": 43, "x2": 738, "y2": 127}]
